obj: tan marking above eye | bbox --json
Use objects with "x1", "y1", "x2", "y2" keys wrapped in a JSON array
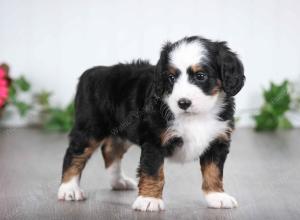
[
  {"x1": 191, "y1": 64, "x2": 203, "y2": 73},
  {"x1": 167, "y1": 66, "x2": 178, "y2": 75}
]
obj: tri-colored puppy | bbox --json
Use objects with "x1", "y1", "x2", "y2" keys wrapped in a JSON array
[{"x1": 58, "y1": 36, "x2": 245, "y2": 211}]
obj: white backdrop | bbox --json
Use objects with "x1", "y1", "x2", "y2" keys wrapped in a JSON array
[{"x1": 1, "y1": 0, "x2": 300, "y2": 126}]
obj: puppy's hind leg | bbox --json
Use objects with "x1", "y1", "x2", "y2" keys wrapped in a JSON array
[
  {"x1": 58, "y1": 131, "x2": 100, "y2": 201},
  {"x1": 101, "y1": 137, "x2": 137, "y2": 190}
]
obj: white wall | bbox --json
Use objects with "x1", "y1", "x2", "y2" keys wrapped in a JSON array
[{"x1": 1, "y1": 0, "x2": 300, "y2": 126}]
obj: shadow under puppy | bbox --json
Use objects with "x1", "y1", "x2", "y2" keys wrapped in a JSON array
[{"x1": 58, "y1": 36, "x2": 245, "y2": 211}]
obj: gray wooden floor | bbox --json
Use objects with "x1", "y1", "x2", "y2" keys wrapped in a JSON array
[{"x1": 0, "y1": 128, "x2": 299, "y2": 220}]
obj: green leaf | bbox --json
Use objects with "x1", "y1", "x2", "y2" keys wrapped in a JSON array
[
  {"x1": 42, "y1": 102, "x2": 75, "y2": 133},
  {"x1": 254, "y1": 80, "x2": 294, "y2": 132},
  {"x1": 263, "y1": 80, "x2": 290, "y2": 115},
  {"x1": 35, "y1": 90, "x2": 52, "y2": 107},
  {"x1": 66, "y1": 102, "x2": 75, "y2": 115},
  {"x1": 8, "y1": 85, "x2": 17, "y2": 102},
  {"x1": 15, "y1": 101, "x2": 31, "y2": 117},
  {"x1": 15, "y1": 76, "x2": 31, "y2": 91},
  {"x1": 254, "y1": 110, "x2": 278, "y2": 131},
  {"x1": 278, "y1": 116, "x2": 293, "y2": 129}
]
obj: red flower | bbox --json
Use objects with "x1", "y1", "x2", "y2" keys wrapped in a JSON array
[{"x1": 0, "y1": 65, "x2": 10, "y2": 109}]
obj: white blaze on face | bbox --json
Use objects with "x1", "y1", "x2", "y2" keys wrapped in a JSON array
[
  {"x1": 170, "y1": 40, "x2": 206, "y2": 70},
  {"x1": 165, "y1": 41, "x2": 219, "y2": 116}
]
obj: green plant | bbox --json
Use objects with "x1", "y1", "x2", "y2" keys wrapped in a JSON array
[
  {"x1": 254, "y1": 80, "x2": 293, "y2": 131},
  {"x1": 1, "y1": 64, "x2": 74, "y2": 133},
  {"x1": 8, "y1": 75, "x2": 32, "y2": 116},
  {"x1": 44, "y1": 102, "x2": 75, "y2": 132},
  {"x1": 35, "y1": 91, "x2": 74, "y2": 132}
]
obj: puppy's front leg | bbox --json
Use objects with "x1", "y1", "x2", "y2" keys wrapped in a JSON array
[
  {"x1": 132, "y1": 144, "x2": 165, "y2": 212},
  {"x1": 200, "y1": 139, "x2": 238, "y2": 209}
]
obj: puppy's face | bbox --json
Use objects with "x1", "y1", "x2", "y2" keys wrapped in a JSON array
[{"x1": 156, "y1": 37, "x2": 245, "y2": 116}]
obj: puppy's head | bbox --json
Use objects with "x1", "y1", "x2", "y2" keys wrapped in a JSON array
[{"x1": 155, "y1": 36, "x2": 245, "y2": 116}]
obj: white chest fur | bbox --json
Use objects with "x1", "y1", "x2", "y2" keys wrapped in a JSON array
[{"x1": 167, "y1": 113, "x2": 228, "y2": 163}]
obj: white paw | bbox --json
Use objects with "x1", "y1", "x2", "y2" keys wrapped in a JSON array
[
  {"x1": 132, "y1": 196, "x2": 165, "y2": 212},
  {"x1": 111, "y1": 176, "x2": 137, "y2": 190},
  {"x1": 205, "y1": 192, "x2": 238, "y2": 208},
  {"x1": 58, "y1": 176, "x2": 85, "y2": 201}
]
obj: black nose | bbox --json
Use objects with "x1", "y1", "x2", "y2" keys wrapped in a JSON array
[{"x1": 177, "y1": 98, "x2": 192, "y2": 110}]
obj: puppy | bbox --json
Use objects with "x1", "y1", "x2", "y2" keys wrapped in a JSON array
[{"x1": 58, "y1": 36, "x2": 245, "y2": 211}]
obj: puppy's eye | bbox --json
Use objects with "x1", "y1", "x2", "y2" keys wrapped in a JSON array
[
  {"x1": 195, "y1": 72, "x2": 208, "y2": 82},
  {"x1": 168, "y1": 74, "x2": 176, "y2": 83}
]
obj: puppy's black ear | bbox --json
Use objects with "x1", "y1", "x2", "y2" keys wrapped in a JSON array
[
  {"x1": 217, "y1": 42, "x2": 245, "y2": 96},
  {"x1": 152, "y1": 59, "x2": 164, "y2": 98},
  {"x1": 154, "y1": 41, "x2": 173, "y2": 97}
]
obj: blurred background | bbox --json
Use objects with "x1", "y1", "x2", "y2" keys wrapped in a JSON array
[{"x1": 0, "y1": 0, "x2": 300, "y2": 130}]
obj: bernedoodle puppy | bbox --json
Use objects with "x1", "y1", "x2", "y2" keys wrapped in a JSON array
[{"x1": 58, "y1": 36, "x2": 245, "y2": 211}]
